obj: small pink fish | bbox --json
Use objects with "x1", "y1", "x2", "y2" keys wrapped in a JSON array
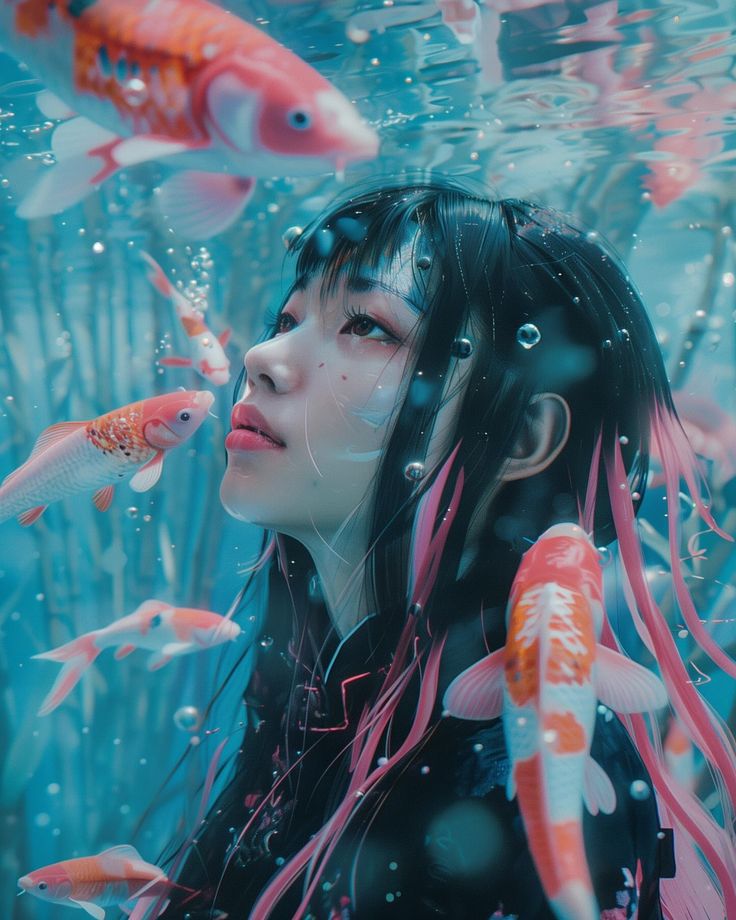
[
  {"x1": 1, "y1": 0, "x2": 378, "y2": 238},
  {"x1": 34, "y1": 599, "x2": 241, "y2": 715},
  {"x1": 663, "y1": 716, "x2": 696, "y2": 793},
  {"x1": 18, "y1": 844, "x2": 173, "y2": 919},
  {"x1": 0, "y1": 389, "x2": 213, "y2": 525},
  {"x1": 444, "y1": 523, "x2": 667, "y2": 920},
  {"x1": 141, "y1": 251, "x2": 231, "y2": 386}
]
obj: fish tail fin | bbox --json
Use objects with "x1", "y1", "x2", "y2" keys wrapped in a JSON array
[
  {"x1": 548, "y1": 880, "x2": 599, "y2": 920},
  {"x1": 33, "y1": 634, "x2": 100, "y2": 716}
]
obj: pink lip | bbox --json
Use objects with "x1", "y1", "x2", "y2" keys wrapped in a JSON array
[{"x1": 227, "y1": 404, "x2": 285, "y2": 452}]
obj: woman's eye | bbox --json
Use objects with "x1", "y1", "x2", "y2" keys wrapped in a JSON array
[
  {"x1": 274, "y1": 313, "x2": 297, "y2": 335},
  {"x1": 341, "y1": 311, "x2": 395, "y2": 342}
]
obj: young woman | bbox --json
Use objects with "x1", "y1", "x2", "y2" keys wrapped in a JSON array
[{"x1": 157, "y1": 178, "x2": 736, "y2": 919}]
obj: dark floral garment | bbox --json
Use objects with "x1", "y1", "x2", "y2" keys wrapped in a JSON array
[{"x1": 158, "y1": 599, "x2": 671, "y2": 920}]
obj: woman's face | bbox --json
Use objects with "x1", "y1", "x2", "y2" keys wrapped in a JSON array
[{"x1": 220, "y1": 254, "x2": 425, "y2": 542}]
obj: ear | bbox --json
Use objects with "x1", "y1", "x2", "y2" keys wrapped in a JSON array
[{"x1": 502, "y1": 392, "x2": 571, "y2": 482}]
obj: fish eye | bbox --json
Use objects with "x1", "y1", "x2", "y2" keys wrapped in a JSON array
[
  {"x1": 287, "y1": 109, "x2": 311, "y2": 130},
  {"x1": 38, "y1": 883, "x2": 47, "y2": 891},
  {"x1": 178, "y1": 410, "x2": 191, "y2": 422}
]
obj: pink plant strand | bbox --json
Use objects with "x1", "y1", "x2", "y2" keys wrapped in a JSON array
[
  {"x1": 599, "y1": 618, "x2": 736, "y2": 916},
  {"x1": 581, "y1": 429, "x2": 603, "y2": 535},
  {"x1": 605, "y1": 434, "x2": 736, "y2": 804},
  {"x1": 650, "y1": 406, "x2": 736, "y2": 677}
]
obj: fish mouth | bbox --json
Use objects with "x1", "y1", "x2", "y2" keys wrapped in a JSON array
[
  {"x1": 17, "y1": 876, "x2": 32, "y2": 891},
  {"x1": 229, "y1": 404, "x2": 285, "y2": 447}
]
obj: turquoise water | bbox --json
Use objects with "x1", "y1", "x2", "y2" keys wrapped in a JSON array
[{"x1": 1, "y1": 1, "x2": 736, "y2": 916}]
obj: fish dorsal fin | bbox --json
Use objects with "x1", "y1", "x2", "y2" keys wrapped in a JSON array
[
  {"x1": 129, "y1": 451, "x2": 164, "y2": 493},
  {"x1": 218, "y1": 327, "x2": 232, "y2": 347},
  {"x1": 97, "y1": 844, "x2": 143, "y2": 875},
  {"x1": 583, "y1": 755, "x2": 617, "y2": 815},
  {"x1": 131, "y1": 599, "x2": 169, "y2": 619},
  {"x1": 596, "y1": 645, "x2": 668, "y2": 713},
  {"x1": 3, "y1": 422, "x2": 86, "y2": 487}
]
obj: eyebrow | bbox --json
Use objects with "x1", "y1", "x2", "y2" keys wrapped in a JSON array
[{"x1": 346, "y1": 275, "x2": 424, "y2": 315}]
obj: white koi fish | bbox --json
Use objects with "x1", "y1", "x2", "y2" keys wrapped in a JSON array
[
  {"x1": 0, "y1": 389, "x2": 213, "y2": 525},
  {"x1": 141, "y1": 251, "x2": 231, "y2": 386},
  {"x1": 34, "y1": 599, "x2": 241, "y2": 715},
  {"x1": 18, "y1": 844, "x2": 174, "y2": 919},
  {"x1": 0, "y1": 0, "x2": 378, "y2": 238},
  {"x1": 444, "y1": 523, "x2": 668, "y2": 920}
]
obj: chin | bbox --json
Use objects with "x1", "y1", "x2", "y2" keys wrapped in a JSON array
[{"x1": 219, "y1": 474, "x2": 280, "y2": 528}]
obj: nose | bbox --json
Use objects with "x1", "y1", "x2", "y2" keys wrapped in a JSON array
[{"x1": 243, "y1": 337, "x2": 301, "y2": 396}]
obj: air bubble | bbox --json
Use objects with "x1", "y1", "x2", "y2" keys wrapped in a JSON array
[
  {"x1": 516, "y1": 323, "x2": 541, "y2": 349},
  {"x1": 173, "y1": 706, "x2": 201, "y2": 732},
  {"x1": 630, "y1": 779, "x2": 650, "y2": 800},
  {"x1": 450, "y1": 338, "x2": 473, "y2": 358},
  {"x1": 92, "y1": 241, "x2": 105, "y2": 254},
  {"x1": 404, "y1": 462, "x2": 425, "y2": 481},
  {"x1": 282, "y1": 226, "x2": 303, "y2": 250},
  {"x1": 126, "y1": 506, "x2": 139, "y2": 518},
  {"x1": 259, "y1": 636, "x2": 274, "y2": 649},
  {"x1": 347, "y1": 24, "x2": 370, "y2": 43}
]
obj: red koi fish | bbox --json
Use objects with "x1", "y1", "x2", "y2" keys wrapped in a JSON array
[
  {"x1": 1, "y1": 0, "x2": 378, "y2": 238},
  {"x1": 444, "y1": 523, "x2": 667, "y2": 920},
  {"x1": 0, "y1": 389, "x2": 213, "y2": 525},
  {"x1": 141, "y1": 251, "x2": 231, "y2": 386},
  {"x1": 18, "y1": 844, "x2": 174, "y2": 919},
  {"x1": 34, "y1": 598, "x2": 241, "y2": 715}
]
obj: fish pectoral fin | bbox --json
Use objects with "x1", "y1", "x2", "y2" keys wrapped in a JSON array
[
  {"x1": 583, "y1": 755, "x2": 617, "y2": 815},
  {"x1": 159, "y1": 356, "x2": 193, "y2": 367},
  {"x1": 92, "y1": 485, "x2": 115, "y2": 512},
  {"x1": 36, "y1": 89, "x2": 76, "y2": 121},
  {"x1": 17, "y1": 505, "x2": 47, "y2": 527},
  {"x1": 114, "y1": 644, "x2": 136, "y2": 661},
  {"x1": 3, "y1": 421, "x2": 86, "y2": 487},
  {"x1": 129, "y1": 451, "x2": 165, "y2": 493},
  {"x1": 70, "y1": 899, "x2": 106, "y2": 920},
  {"x1": 595, "y1": 645, "x2": 669, "y2": 713},
  {"x1": 442, "y1": 648, "x2": 505, "y2": 720},
  {"x1": 146, "y1": 651, "x2": 172, "y2": 672},
  {"x1": 158, "y1": 171, "x2": 255, "y2": 240},
  {"x1": 217, "y1": 327, "x2": 232, "y2": 347},
  {"x1": 162, "y1": 642, "x2": 194, "y2": 657}
]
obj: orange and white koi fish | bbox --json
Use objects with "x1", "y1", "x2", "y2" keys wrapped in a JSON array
[
  {"x1": 664, "y1": 716, "x2": 696, "y2": 793},
  {"x1": 444, "y1": 523, "x2": 668, "y2": 920},
  {"x1": 34, "y1": 598, "x2": 241, "y2": 715},
  {"x1": 18, "y1": 844, "x2": 173, "y2": 919},
  {"x1": 141, "y1": 251, "x2": 231, "y2": 386},
  {"x1": 0, "y1": 389, "x2": 213, "y2": 525},
  {"x1": 1, "y1": 0, "x2": 378, "y2": 238}
]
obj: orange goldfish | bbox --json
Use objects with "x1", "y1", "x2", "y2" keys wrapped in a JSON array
[
  {"x1": 18, "y1": 844, "x2": 173, "y2": 919},
  {"x1": 0, "y1": 389, "x2": 213, "y2": 525},
  {"x1": 34, "y1": 598, "x2": 241, "y2": 715},
  {"x1": 141, "y1": 251, "x2": 231, "y2": 386},
  {"x1": 1, "y1": 0, "x2": 378, "y2": 237},
  {"x1": 444, "y1": 523, "x2": 667, "y2": 920}
]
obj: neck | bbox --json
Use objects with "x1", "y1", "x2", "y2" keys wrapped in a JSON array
[{"x1": 289, "y1": 515, "x2": 372, "y2": 638}]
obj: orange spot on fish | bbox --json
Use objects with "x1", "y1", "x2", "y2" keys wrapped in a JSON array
[
  {"x1": 543, "y1": 712, "x2": 587, "y2": 754},
  {"x1": 181, "y1": 315, "x2": 208, "y2": 336},
  {"x1": 504, "y1": 638, "x2": 539, "y2": 707},
  {"x1": 15, "y1": 0, "x2": 51, "y2": 37}
]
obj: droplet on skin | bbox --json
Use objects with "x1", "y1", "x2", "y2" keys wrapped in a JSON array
[{"x1": 516, "y1": 323, "x2": 541, "y2": 349}]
